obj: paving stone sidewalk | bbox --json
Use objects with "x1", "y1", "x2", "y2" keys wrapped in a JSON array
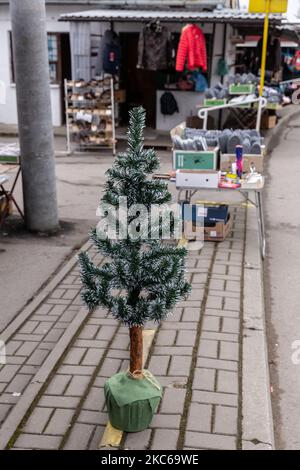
[{"x1": 0, "y1": 205, "x2": 268, "y2": 450}]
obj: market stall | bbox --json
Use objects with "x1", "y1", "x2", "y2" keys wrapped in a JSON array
[
  {"x1": 164, "y1": 98, "x2": 267, "y2": 258},
  {"x1": 59, "y1": 7, "x2": 284, "y2": 134},
  {"x1": 59, "y1": 6, "x2": 291, "y2": 258}
]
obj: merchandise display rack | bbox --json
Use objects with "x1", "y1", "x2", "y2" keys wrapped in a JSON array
[
  {"x1": 203, "y1": 83, "x2": 257, "y2": 109},
  {"x1": 64, "y1": 77, "x2": 116, "y2": 155},
  {"x1": 198, "y1": 96, "x2": 267, "y2": 131}
]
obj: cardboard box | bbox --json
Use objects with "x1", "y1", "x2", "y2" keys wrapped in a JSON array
[
  {"x1": 173, "y1": 149, "x2": 219, "y2": 170},
  {"x1": 267, "y1": 102, "x2": 281, "y2": 111},
  {"x1": 171, "y1": 122, "x2": 219, "y2": 170},
  {"x1": 176, "y1": 170, "x2": 220, "y2": 189},
  {"x1": 186, "y1": 115, "x2": 215, "y2": 129},
  {"x1": 184, "y1": 213, "x2": 232, "y2": 242},
  {"x1": 204, "y1": 214, "x2": 233, "y2": 241},
  {"x1": 220, "y1": 153, "x2": 264, "y2": 173},
  {"x1": 186, "y1": 115, "x2": 202, "y2": 129},
  {"x1": 261, "y1": 114, "x2": 277, "y2": 129},
  {"x1": 114, "y1": 89, "x2": 126, "y2": 103},
  {"x1": 182, "y1": 203, "x2": 229, "y2": 225},
  {"x1": 183, "y1": 221, "x2": 204, "y2": 241}
]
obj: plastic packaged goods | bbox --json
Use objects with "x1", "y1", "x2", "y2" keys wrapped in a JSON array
[{"x1": 236, "y1": 145, "x2": 244, "y2": 178}]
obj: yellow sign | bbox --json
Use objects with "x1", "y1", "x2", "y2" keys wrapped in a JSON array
[{"x1": 249, "y1": 0, "x2": 288, "y2": 13}]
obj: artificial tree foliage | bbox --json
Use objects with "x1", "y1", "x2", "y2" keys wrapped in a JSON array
[{"x1": 78, "y1": 107, "x2": 191, "y2": 373}]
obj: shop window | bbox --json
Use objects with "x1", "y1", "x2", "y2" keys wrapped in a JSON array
[
  {"x1": 48, "y1": 33, "x2": 60, "y2": 83},
  {"x1": 9, "y1": 32, "x2": 62, "y2": 84}
]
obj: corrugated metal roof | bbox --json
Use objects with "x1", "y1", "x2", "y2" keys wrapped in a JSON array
[
  {"x1": 59, "y1": 8, "x2": 284, "y2": 23},
  {"x1": 0, "y1": 0, "x2": 223, "y2": 4}
]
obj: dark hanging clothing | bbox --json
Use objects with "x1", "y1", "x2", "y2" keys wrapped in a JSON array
[
  {"x1": 102, "y1": 30, "x2": 121, "y2": 75},
  {"x1": 96, "y1": 30, "x2": 121, "y2": 76},
  {"x1": 243, "y1": 48, "x2": 258, "y2": 74},
  {"x1": 137, "y1": 23, "x2": 170, "y2": 71},
  {"x1": 160, "y1": 91, "x2": 179, "y2": 115},
  {"x1": 257, "y1": 37, "x2": 281, "y2": 72}
]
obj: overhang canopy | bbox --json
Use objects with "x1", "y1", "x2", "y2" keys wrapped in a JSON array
[{"x1": 59, "y1": 8, "x2": 284, "y2": 25}]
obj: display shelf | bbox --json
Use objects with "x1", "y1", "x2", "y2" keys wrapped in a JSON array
[{"x1": 64, "y1": 77, "x2": 116, "y2": 155}]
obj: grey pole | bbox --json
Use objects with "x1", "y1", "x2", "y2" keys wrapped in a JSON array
[{"x1": 10, "y1": 0, "x2": 59, "y2": 232}]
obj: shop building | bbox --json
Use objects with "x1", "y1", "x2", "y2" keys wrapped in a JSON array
[
  {"x1": 0, "y1": 0, "x2": 229, "y2": 127},
  {"x1": 0, "y1": 1, "x2": 296, "y2": 129},
  {"x1": 0, "y1": 0, "x2": 137, "y2": 126},
  {"x1": 59, "y1": 6, "x2": 286, "y2": 131}
]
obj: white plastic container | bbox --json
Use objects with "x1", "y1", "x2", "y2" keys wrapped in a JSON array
[{"x1": 176, "y1": 170, "x2": 220, "y2": 189}]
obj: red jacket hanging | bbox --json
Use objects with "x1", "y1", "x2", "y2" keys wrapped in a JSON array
[{"x1": 176, "y1": 24, "x2": 207, "y2": 73}]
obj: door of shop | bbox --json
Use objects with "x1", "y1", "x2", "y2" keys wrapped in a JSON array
[
  {"x1": 119, "y1": 33, "x2": 156, "y2": 127},
  {"x1": 60, "y1": 33, "x2": 72, "y2": 124}
]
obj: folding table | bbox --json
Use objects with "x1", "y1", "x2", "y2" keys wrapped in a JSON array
[
  {"x1": 192, "y1": 97, "x2": 267, "y2": 258},
  {"x1": 175, "y1": 178, "x2": 266, "y2": 260}
]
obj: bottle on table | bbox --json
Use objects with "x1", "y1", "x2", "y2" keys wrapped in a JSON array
[{"x1": 235, "y1": 145, "x2": 243, "y2": 178}]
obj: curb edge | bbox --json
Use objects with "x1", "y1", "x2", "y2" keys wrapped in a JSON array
[
  {"x1": 0, "y1": 240, "x2": 91, "y2": 343},
  {"x1": 241, "y1": 204, "x2": 275, "y2": 450},
  {"x1": 0, "y1": 306, "x2": 89, "y2": 449}
]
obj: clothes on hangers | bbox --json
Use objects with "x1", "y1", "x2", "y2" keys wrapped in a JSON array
[
  {"x1": 160, "y1": 91, "x2": 179, "y2": 115},
  {"x1": 217, "y1": 58, "x2": 229, "y2": 77},
  {"x1": 168, "y1": 33, "x2": 180, "y2": 70},
  {"x1": 243, "y1": 47, "x2": 259, "y2": 74},
  {"x1": 257, "y1": 36, "x2": 281, "y2": 73},
  {"x1": 96, "y1": 29, "x2": 121, "y2": 76},
  {"x1": 137, "y1": 21, "x2": 170, "y2": 71},
  {"x1": 103, "y1": 30, "x2": 121, "y2": 75},
  {"x1": 176, "y1": 24, "x2": 207, "y2": 73}
]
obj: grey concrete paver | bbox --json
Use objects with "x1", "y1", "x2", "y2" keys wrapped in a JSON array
[{"x1": 0, "y1": 205, "x2": 273, "y2": 451}]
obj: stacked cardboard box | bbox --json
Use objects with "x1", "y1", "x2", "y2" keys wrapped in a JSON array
[{"x1": 182, "y1": 204, "x2": 232, "y2": 242}]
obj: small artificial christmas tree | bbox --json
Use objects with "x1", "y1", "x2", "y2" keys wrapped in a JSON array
[{"x1": 78, "y1": 107, "x2": 191, "y2": 431}]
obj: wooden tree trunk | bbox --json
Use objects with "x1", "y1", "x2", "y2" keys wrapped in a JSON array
[{"x1": 129, "y1": 326, "x2": 143, "y2": 373}]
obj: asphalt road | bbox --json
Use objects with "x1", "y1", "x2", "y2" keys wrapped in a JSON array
[
  {"x1": 0, "y1": 137, "x2": 114, "y2": 332},
  {"x1": 265, "y1": 113, "x2": 300, "y2": 449},
  {"x1": 0, "y1": 137, "x2": 174, "y2": 333}
]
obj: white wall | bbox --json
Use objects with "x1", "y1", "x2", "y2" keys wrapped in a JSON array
[
  {"x1": 0, "y1": 3, "x2": 237, "y2": 128},
  {"x1": 0, "y1": 3, "x2": 90, "y2": 127},
  {"x1": 156, "y1": 90, "x2": 205, "y2": 131}
]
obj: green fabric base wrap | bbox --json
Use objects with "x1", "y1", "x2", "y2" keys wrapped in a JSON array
[{"x1": 104, "y1": 371, "x2": 162, "y2": 433}]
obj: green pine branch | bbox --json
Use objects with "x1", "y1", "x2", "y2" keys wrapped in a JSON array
[{"x1": 78, "y1": 107, "x2": 191, "y2": 327}]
